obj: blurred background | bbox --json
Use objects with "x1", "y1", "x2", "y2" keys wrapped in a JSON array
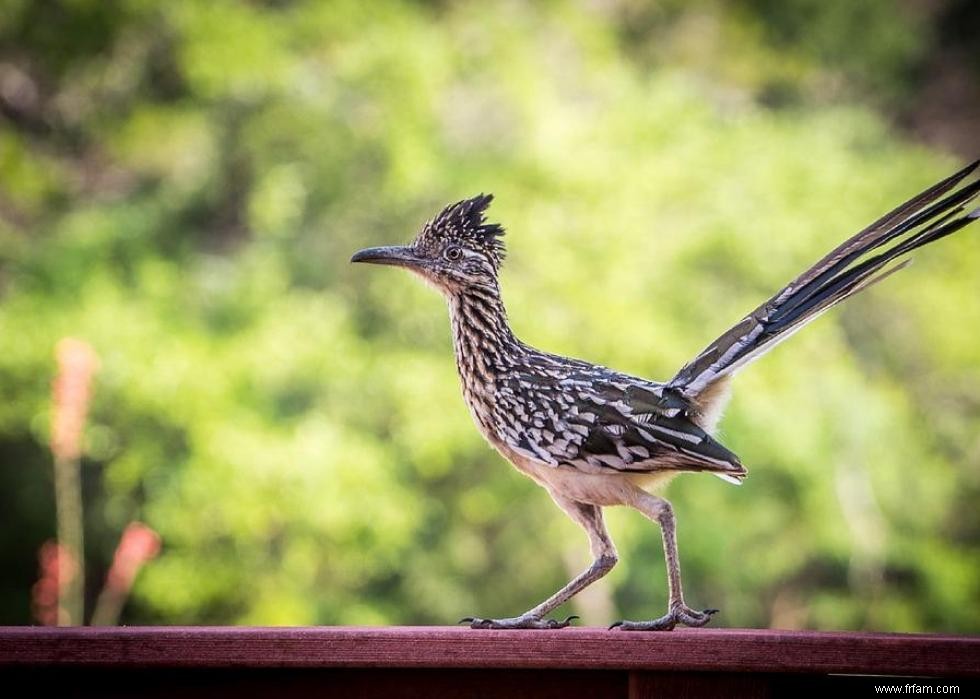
[{"x1": 1, "y1": 0, "x2": 978, "y2": 632}]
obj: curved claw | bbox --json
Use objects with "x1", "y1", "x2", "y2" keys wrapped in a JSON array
[
  {"x1": 609, "y1": 605, "x2": 719, "y2": 631},
  {"x1": 548, "y1": 615, "x2": 579, "y2": 629},
  {"x1": 460, "y1": 614, "x2": 579, "y2": 630}
]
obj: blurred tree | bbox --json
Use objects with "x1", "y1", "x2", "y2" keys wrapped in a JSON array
[{"x1": 0, "y1": 0, "x2": 977, "y2": 631}]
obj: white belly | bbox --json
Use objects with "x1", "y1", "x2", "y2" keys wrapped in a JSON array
[{"x1": 494, "y1": 441, "x2": 677, "y2": 507}]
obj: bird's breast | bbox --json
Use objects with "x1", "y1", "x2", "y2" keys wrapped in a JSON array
[{"x1": 457, "y1": 367, "x2": 498, "y2": 437}]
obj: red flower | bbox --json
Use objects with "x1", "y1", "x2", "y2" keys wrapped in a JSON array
[
  {"x1": 104, "y1": 522, "x2": 162, "y2": 593},
  {"x1": 32, "y1": 541, "x2": 76, "y2": 625},
  {"x1": 51, "y1": 338, "x2": 99, "y2": 463}
]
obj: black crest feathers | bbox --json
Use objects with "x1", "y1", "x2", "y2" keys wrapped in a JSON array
[{"x1": 416, "y1": 193, "x2": 506, "y2": 266}]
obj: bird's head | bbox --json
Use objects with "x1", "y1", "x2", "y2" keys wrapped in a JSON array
[{"x1": 351, "y1": 194, "x2": 505, "y2": 294}]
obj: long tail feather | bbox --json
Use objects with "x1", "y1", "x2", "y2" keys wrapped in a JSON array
[{"x1": 670, "y1": 161, "x2": 980, "y2": 397}]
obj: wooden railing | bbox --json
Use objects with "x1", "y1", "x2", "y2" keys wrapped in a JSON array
[{"x1": 2, "y1": 626, "x2": 977, "y2": 697}]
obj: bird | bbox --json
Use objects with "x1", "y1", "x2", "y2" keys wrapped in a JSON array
[{"x1": 351, "y1": 161, "x2": 979, "y2": 631}]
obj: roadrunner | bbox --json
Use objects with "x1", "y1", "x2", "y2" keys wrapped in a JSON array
[{"x1": 352, "y1": 161, "x2": 979, "y2": 631}]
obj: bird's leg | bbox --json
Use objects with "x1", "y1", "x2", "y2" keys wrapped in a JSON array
[
  {"x1": 611, "y1": 491, "x2": 718, "y2": 631},
  {"x1": 463, "y1": 495, "x2": 617, "y2": 630}
]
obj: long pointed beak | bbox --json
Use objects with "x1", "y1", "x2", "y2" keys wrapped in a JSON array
[{"x1": 350, "y1": 245, "x2": 423, "y2": 268}]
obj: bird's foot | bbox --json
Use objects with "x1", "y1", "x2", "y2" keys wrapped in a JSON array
[
  {"x1": 609, "y1": 604, "x2": 718, "y2": 631},
  {"x1": 459, "y1": 614, "x2": 578, "y2": 630}
]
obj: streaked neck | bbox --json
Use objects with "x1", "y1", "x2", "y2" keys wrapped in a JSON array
[{"x1": 447, "y1": 282, "x2": 521, "y2": 383}]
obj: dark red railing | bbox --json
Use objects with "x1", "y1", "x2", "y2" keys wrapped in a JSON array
[{"x1": 2, "y1": 626, "x2": 977, "y2": 697}]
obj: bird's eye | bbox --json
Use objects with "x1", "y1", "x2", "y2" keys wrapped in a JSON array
[{"x1": 444, "y1": 246, "x2": 462, "y2": 261}]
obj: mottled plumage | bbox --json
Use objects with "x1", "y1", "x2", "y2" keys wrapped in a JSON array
[
  {"x1": 352, "y1": 162, "x2": 979, "y2": 630},
  {"x1": 421, "y1": 196, "x2": 745, "y2": 485}
]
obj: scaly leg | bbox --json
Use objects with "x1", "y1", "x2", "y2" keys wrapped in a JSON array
[
  {"x1": 611, "y1": 490, "x2": 717, "y2": 631},
  {"x1": 464, "y1": 493, "x2": 618, "y2": 629}
]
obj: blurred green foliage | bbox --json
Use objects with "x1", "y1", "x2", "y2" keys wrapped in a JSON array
[{"x1": 0, "y1": 0, "x2": 977, "y2": 632}]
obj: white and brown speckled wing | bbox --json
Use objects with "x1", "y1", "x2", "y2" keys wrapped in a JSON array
[{"x1": 493, "y1": 359, "x2": 746, "y2": 483}]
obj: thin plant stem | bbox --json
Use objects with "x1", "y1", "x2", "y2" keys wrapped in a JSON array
[{"x1": 53, "y1": 455, "x2": 84, "y2": 625}]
